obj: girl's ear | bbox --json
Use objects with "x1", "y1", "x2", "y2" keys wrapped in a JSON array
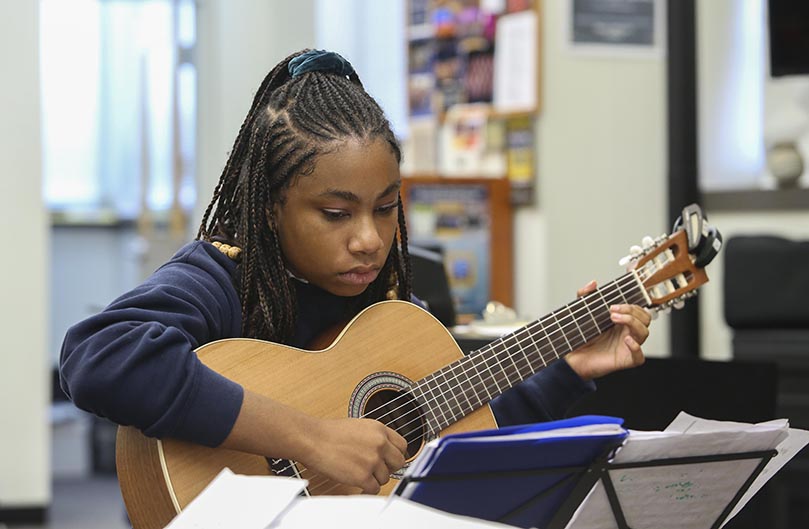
[
  {"x1": 271, "y1": 203, "x2": 282, "y2": 229},
  {"x1": 268, "y1": 190, "x2": 286, "y2": 226}
]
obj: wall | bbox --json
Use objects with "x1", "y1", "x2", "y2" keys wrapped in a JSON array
[
  {"x1": 193, "y1": 0, "x2": 316, "y2": 230},
  {"x1": 514, "y1": 1, "x2": 670, "y2": 357},
  {"x1": 0, "y1": 1, "x2": 50, "y2": 510},
  {"x1": 50, "y1": 227, "x2": 141, "y2": 366}
]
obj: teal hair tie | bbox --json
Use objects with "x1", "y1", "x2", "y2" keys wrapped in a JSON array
[{"x1": 288, "y1": 50, "x2": 355, "y2": 78}]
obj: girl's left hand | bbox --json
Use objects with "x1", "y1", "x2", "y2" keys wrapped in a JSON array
[{"x1": 564, "y1": 280, "x2": 652, "y2": 381}]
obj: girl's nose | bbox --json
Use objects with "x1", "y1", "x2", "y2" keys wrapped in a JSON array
[{"x1": 348, "y1": 216, "x2": 384, "y2": 254}]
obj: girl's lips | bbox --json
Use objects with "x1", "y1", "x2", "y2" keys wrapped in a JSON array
[{"x1": 338, "y1": 268, "x2": 380, "y2": 285}]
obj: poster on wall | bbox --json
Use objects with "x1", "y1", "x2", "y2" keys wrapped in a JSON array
[
  {"x1": 565, "y1": 0, "x2": 664, "y2": 57},
  {"x1": 406, "y1": 184, "x2": 492, "y2": 317}
]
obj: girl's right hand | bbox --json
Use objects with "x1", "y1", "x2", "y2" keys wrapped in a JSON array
[{"x1": 299, "y1": 417, "x2": 408, "y2": 494}]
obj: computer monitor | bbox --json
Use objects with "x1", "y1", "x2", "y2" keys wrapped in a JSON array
[{"x1": 409, "y1": 245, "x2": 457, "y2": 328}]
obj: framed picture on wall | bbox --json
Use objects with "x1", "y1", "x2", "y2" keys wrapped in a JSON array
[
  {"x1": 401, "y1": 177, "x2": 513, "y2": 320},
  {"x1": 564, "y1": 0, "x2": 664, "y2": 57}
]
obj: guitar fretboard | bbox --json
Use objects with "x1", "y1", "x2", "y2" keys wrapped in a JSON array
[{"x1": 409, "y1": 272, "x2": 647, "y2": 433}]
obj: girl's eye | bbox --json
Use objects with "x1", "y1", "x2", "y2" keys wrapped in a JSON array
[
  {"x1": 322, "y1": 209, "x2": 349, "y2": 221},
  {"x1": 376, "y1": 202, "x2": 399, "y2": 215}
]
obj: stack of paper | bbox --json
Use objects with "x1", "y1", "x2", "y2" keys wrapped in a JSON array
[{"x1": 164, "y1": 468, "x2": 306, "y2": 529}]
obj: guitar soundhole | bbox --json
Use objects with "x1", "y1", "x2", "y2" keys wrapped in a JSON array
[{"x1": 363, "y1": 389, "x2": 425, "y2": 460}]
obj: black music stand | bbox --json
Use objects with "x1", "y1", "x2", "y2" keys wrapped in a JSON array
[{"x1": 547, "y1": 449, "x2": 777, "y2": 529}]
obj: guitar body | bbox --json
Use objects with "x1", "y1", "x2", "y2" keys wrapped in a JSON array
[{"x1": 116, "y1": 301, "x2": 497, "y2": 529}]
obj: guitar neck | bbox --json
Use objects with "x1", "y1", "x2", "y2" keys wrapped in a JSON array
[{"x1": 411, "y1": 271, "x2": 648, "y2": 432}]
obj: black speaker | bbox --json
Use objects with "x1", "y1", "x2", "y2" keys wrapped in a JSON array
[
  {"x1": 409, "y1": 245, "x2": 457, "y2": 328},
  {"x1": 768, "y1": 0, "x2": 809, "y2": 77}
]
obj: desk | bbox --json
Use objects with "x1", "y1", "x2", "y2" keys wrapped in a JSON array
[{"x1": 451, "y1": 322, "x2": 529, "y2": 355}]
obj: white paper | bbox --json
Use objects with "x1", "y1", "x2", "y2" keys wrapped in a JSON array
[
  {"x1": 165, "y1": 468, "x2": 307, "y2": 529},
  {"x1": 444, "y1": 423, "x2": 626, "y2": 444},
  {"x1": 493, "y1": 10, "x2": 538, "y2": 112},
  {"x1": 269, "y1": 496, "x2": 386, "y2": 529},
  {"x1": 269, "y1": 495, "x2": 514, "y2": 529},
  {"x1": 381, "y1": 496, "x2": 515, "y2": 529}
]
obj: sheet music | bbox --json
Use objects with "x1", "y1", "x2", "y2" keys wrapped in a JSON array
[
  {"x1": 164, "y1": 468, "x2": 306, "y2": 529},
  {"x1": 564, "y1": 412, "x2": 805, "y2": 529},
  {"x1": 666, "y1": 412, "x2": 809, "y2": 526}
]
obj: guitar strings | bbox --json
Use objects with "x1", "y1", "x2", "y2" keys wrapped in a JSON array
[
  {"x1": 304, "y1": 271, "x2": 641, "y2": 496},
  {"x1": 282, "y1": 253, "x2": 674, "y2": 494},
  {"x1": 373, "y1": 271, "x2": 643, "y2": 439},
  {"x1": 382, "y1": 255, "x2": 672, "y2": 441},
  {"x1": 303, "y1": 278, "x2": 649, "y2": 495},
  {"x1": 275, "y1": 266, "x2": 655, "y2": 493},
  {"x1": 362, "y1": 252, "x2": 670, "y2": 430},
  {"x1": 305, "y1": 260, "x2": 671, "y2": 495},
  {"x1": 278, "y1": 263, "x2": 662, "y2": 493},
  {"x1": 364, "y1": 269, "x2": 649, "y2": 431}
]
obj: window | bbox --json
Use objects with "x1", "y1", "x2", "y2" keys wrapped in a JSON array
[
  {"x1": 40, "y1": 0, "x2": 197, "y2": 219},
  {"x1": 698, "y1": 0, "x2": 766, "y2": 191},
  {"x1": 314, "y1": 0, "x2": 408, "y2": 140}
]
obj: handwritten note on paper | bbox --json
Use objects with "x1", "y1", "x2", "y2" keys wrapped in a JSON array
[
  {"x1": 564, "y1": 413, "x2": 799, "y2": 529},
  {"x1": 165, "y1": 468, "x2": 307, "y2": 529},
  {"x1": 666, "y1": 412, "x2": 809, "y2": 526},
  {"x1": 566, "y1": 459, "x2": 763, "y2": 529}
]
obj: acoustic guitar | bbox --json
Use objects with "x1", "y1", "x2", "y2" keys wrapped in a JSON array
[{"x1": 116, "y1": 214, "x2": 719, "y2": 529}]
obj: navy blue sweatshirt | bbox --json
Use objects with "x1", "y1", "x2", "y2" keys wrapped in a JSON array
[{"x1": 60, "y1": 241, "x2": 594, "y2": 447}]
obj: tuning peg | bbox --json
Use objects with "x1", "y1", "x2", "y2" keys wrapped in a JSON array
[
  {"x1": 642, "y1": 236, "x2": 655, "y2": 249},
  {"x1": 673, "y1": 299, "x2": 685, "y2": 310},
  {"x1": 618, "y1": 245, "x2": 644, "y2": 267}
]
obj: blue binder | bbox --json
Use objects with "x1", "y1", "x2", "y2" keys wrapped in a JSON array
[{"x1": 394, "y1": 416, "x2": 628, "y2": 529}]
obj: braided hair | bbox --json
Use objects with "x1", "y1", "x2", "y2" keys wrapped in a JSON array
[{"x1": 197, "y1": 50, "x2": 413, "y2": 343}]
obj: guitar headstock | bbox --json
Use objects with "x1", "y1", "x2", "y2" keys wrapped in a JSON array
[{"x1": 621, "y1": 204, "x2": 722, "y2": 314}]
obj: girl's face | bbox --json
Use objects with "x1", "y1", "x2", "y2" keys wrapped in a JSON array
[{"x1": 273, "y1": 137, "x2": 401, "y2": 297}]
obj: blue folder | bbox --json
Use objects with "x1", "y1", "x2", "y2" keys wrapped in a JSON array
[{"x1": 395, "y1": 416, "x2": 628, "y2": 529}]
